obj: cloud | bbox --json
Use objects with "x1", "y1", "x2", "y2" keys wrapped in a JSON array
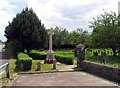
[
  {"x1": 0, "y1": 0, "x2": 17, "y2": 41},
  {"x1": 0, "y1": 0, "x2": 119, "y2": 41},
  {"x1": 85, "y1": 0, "x2": 118, "y2": 20},
  {"x1": 27, "y1": 0, "x2": 119, "y2": 32}
]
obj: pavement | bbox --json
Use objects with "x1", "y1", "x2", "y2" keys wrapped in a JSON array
[
  {"x1": 56, "y1": 64, "x2": 76, "y2": 71},
  {"x1": 11, "y1": 72, "x2": 118, "y2": 86},
  {"x1": 10, "y1": 64, "x2": 119, "y2": 87}
]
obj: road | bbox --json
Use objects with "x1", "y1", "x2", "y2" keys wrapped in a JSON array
[{"x1": 11, "y1": 72, "x2": 118, "y2": 86}]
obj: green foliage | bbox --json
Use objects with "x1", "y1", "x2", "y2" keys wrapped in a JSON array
[
  {"x1": 27, "y1": 53, "x2": 46, "y2": 60},
  {"x1": 5, "y1": 40, "x2": 24, "y2": 58},
  {"x1": 48, "y1": 27, "x2": 90, "y2": 49},
  {"x1": 30, "y1": 50, "x2": 74, "y2": 65},
  {"x1": 55, "y1": 50, "x2": 74, "y2": 56},
  {"x1": 39, "y1": 50, "x2": 74, "y2": 65},
  {"x1": 17, "y1": 53, "x2": 33, "y2": 70},
  {"x1": 64, "y1": 28, "x2": 90, "y2": 45},
  {"x1": 31, "y1": 60, "x2": 53, "y2": 71},
  {"x1": 48, "y1": 27, "x2": 69, "y2": 49},
  {"x1": 90, "y1": 11, "x2": 120, "y2": 56},
  {"x1": 5, "y1": 7, "x2": 47, "y2": 52},
  {"x1": 85, "y1": 49, "x2": 120, "y2": 67},
  {"x1": 56, "y1": 55, "x2": 73, "y2": 65}
]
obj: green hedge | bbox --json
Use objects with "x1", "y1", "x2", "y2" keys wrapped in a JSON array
[
  {"x1": 17, "y1": 53, "x2": 33, "y2": 70},
  {"x1": 27, "y1": 53, "x2": 46, "y2": 60},
  {"x1": 27, "y1": 51, "x2": 74, "y2": 65},
  {"x1": 56, "y1": 55, "x2": 73, "y2": 65}
]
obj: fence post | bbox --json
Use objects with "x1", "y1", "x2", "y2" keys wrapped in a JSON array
[{"x1": 6, "y1": 63, "x2": 10, "y2": 79}]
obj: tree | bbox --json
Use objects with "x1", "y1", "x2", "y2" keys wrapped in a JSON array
[
  {"x1": 5, "y1": 40, "x2": 24, "y2": 58},
  {"x1": 5, "y1": 7, "x2": 47, "y2": 52},
  {"x1": 90, "y1": 11, "x2": 120, "y2": 56},
  {"x1": 48, "y1": 27, "x2": 69, "y2": 49},
  {"x1": 48, "y1": 27, "x2": 90, "y2": 49},
  {"x1": 64, "y1": 28, "x2": 90, "y2": 46}
]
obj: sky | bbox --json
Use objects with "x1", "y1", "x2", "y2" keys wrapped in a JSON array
[{"x1": 0, "y1": 0, "x2": 119, "y2": 41}]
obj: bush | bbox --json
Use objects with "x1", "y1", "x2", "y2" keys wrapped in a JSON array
[
  {"x1": 27, "y1": 53, "x2": 46, "y2": 60},
  {"x1": 5, "y1": 41, "x2": 24, "y2": 58},
  {"x1": 56, "y1": 55, "x2": 73, "y2": 65},
  {"x1": 17, "y1": 53, "x2": 32, "y2": 70}
]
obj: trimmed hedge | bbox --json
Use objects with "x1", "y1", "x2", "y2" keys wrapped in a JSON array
[
  {"x1": 27, "y1": 51, "x2": 74, "y2": 65},
  {"x1": 55, "y1": 55, "x2": 73, "y2": 65},
  {"x1": 17, "y1": 53, "x2": 33, "y2": 70},
  {"x1": 27, "y1": 53, "x2": 46, "y2": 60},
  {"x1": 27, "y1": 53, "x2": 74, "y2": 65}
]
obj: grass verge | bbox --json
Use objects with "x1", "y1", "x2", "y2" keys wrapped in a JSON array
[{"x1": 1, "y1": 59, "x2": 64, "y2": 86}]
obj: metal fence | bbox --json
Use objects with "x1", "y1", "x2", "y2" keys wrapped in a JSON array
[{"x1": 0, "y1": 62, "x2": 10, "y2": 78}]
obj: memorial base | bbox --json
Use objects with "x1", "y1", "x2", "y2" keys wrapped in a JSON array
[
  {"x1": 44, "y1": 59, "x2": 57, "y2": 64},
  {"x1": 44, "y1": 50, "x2": 57, "y2": 64}
]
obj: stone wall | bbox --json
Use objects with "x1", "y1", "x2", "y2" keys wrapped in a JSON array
[{"x1": 80, "y1": 61, "x2": 120, "y2": 83}]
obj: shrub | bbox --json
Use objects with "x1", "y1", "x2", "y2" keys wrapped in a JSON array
[
  {"x1": 56, "y1": 55, "x2": 73, "y2": 65},
  {"x1": 27, "y1": 53, "x2": 46, "y2": 60},
  {"x1": 17, "y1": 53, "x2": 32, "y2": 70}
]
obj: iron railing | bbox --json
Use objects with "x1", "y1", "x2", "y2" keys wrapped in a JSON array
[{"x1": 0, "y1": 62, "x2": 10, "y2": 78}]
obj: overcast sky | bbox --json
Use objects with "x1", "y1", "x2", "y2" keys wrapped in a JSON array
[{"x1": 0, "y1": 0, "x2": 119, "y2": 41}]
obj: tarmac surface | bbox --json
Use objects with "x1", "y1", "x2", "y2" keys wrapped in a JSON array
[{"x1": 11, "y1": 72, "x2": 118, "y2": 86}]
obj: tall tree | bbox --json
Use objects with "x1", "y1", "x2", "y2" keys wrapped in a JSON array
[
  {"x1": 5, "y1": 7, "x2": 47, "y2": 52},
  {"x1": 64, "y1": 28, "x2": 90, "y2": 46},
  {"x1": 90, "y1": 11, "x2": 120, "y2": 56},
  {"x1": 48, "y1": 27, "x2": 69, "y2": 48}
]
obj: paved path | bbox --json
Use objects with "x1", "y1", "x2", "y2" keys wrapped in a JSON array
[
  {"x1": 11, "y1": 72, "x2": 118, "y2": 86},
  {"x1": 56, "y1": 64, "x2": 76, "y2": 71}
]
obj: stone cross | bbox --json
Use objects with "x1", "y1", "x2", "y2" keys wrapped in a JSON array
[
  {"x1": 48, "y1": 31, "x2": 54, "y2": 53},
  {"x1": 44, "y1": 31, "x2": 57, "y2": 69}
]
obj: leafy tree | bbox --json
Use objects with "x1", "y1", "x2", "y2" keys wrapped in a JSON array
[
  {"x1": 90, "y1": 11, "x2": 120, "y2": 56},
  {"x1": 48, "y1": 27, "x2": 69, "y2": 49},
  {"x1": 47, "y1": 27, "x2": 90, "y2": 49},
  {"x1": 5, "y1": 7, "x2": 47, "y2": 52},
  {"x1": 5, "y1": 40, "x2": 24, "y2": 58},
  {"x1": 64, "y1": 28, "x2": 90, "y2": 46}
]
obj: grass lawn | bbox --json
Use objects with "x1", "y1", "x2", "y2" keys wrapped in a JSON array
[
  {"x1": 1, "y1": 49, "x2": 119, "y2": 86},
  {"x1": 32, "y1": 49, "x2": 119, "y2": 67},
  {"x1": 31, "y1": 49, "x2": 74, "y2": 58},
  {"x1": 1, "y1": 59, "x2": 62, "y2": 86},
  {"x1": 85, "y1": 49, "x2": 120, "y2": 67},
  {"x1": 31, "y1": 49, "x2": 77, "y2": 65}
]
